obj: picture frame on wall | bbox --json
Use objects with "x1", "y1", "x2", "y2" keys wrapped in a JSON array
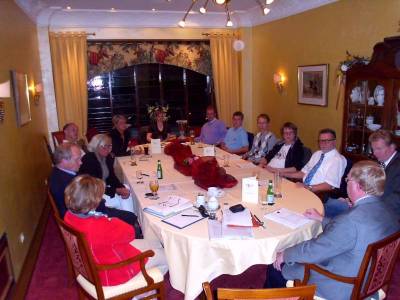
[
  {"x1": 10, "y1": 70, "x2": 31, "y2": 127},
  {"x1": 297, "y1": 64, "x2": 328, "y2": 106}
]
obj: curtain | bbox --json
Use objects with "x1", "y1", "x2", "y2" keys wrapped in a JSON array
[
  {"x1": 210, "y1": 35, "x2": 240, "y2": 125},
  {"x1": 49, "y1": 32, "x2": 88, "y2": 137}
]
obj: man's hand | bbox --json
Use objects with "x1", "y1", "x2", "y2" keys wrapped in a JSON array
[
  {"x1": 259, "y1": 157, "x2": 267, "y2": 167},
  {"x1": 303, "y1": 208, "x2": 323, "y2": 222},
  {"x1": 273, "y1": 252, "x2": 285, "y2": 271},
  {"x1": 338, "y1": 197, "x2": 353, "y2": 207},
  {"x1": 295, "y1": 182, "x2": 306, "y2": 188},
  {"x1": 116, "y1": 187, "x2": 130, "y2": 199}
]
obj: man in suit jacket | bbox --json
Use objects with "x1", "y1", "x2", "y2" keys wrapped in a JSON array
[
  {"x1": 264, "y1": 160, "x2": 399, "y2": 300},
  {"x1": 49, "y1": 143, "x2": 143, "y2": 238},
  {"x1": 325, "y1": 130, "x2": 400, "y2": 218}
]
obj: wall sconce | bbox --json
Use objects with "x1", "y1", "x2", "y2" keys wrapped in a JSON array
[
  {"x1": 0, "y1": 80, "x2": 11, "y2": 123},
  {"x1": 273, "y1": 73, "x2": 285, "y2": 93},
  {"x1": 29, "y1": 83, "x2": 42, "y2": 105}
]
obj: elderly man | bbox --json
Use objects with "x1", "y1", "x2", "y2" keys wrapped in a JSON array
[
  {"x1": 49, "y1": 143, "x2": 142, "y2": 237},
  {"x1": 197, "y1": 105, "x2": 227, "y2": 145},
  {"x1": 285, "y1": 128, "x2": 346, "y2": 194},
  {"x1": 220, "y1": 111, "x2": 249, "y2": 154},
  {"x1": 325, "y1": 129, "x2": 400, "y2": 217},
  {"x1": 63, "y1": 122, "x2": 87, "y2": 154},
  {"x1": 264, "y1": 160, "x2": 399, "y2": 300}
]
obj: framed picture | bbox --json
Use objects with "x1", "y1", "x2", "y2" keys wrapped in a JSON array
[
  {"x1": 297, "y1": 64, "x2": 328, "y2": 106},
  {"x1": 10, "y1": 70, "x2": 31, "y2": 127}
]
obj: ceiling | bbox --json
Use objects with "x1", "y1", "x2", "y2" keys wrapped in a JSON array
[{"x1": 15, "y1": 0, "x2": 337, "y2": 28}]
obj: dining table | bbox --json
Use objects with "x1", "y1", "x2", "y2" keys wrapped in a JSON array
[{"x1": 115, "y1": 143, "x2": 323, "y2": 300}]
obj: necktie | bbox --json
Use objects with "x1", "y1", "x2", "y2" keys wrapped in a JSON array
[{"x1": 304, "y1": 153, "x2": 325, "y2": 185}]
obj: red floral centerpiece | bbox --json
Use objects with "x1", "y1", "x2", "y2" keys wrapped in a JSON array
[{"x1": 164, "y1": 141, "x2": 195, "y2": 176}]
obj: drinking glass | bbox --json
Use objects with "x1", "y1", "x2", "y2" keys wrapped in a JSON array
[
  {"x1": 136, "y1": 170, "x2": 144, "y2": 184},
  {"x1": 144, "y1": 145, "x2": 149, "y2": 155},
  {"x1": 130, "y1": 149, "x2": 137, "y2": 166},
  {"x1": 149, "y1": 180, "x2": 159, "y2": 199},
  {"x1": 274, "y1": 172, "x2": 282, "y2": 198},
  {"x1": 189, "y1": 130, "x2": 195, "y2": 145}
]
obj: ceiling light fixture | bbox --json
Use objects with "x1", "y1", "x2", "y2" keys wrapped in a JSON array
[
  {"x1": 266, "y1": 0, "x2": 274, "y2": 4},
  {"x1": 179, "y1": 0, "x2": 272, "y2": 28}
]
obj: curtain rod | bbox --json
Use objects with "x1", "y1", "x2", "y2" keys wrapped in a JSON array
[{"x1": 202, "y1": 32, "x2": 237, "y2": 37}]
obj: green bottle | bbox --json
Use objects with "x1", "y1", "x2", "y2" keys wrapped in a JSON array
[
  {"x1": 267, "y1": 180, "x2": 275, "y2": 205},
  {"x1": 157, "y1": 160, "x2": 163, "y2": 179}
]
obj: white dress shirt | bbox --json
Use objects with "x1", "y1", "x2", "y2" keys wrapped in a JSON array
[
  {"x1": 268, "y1": 144, "x2": 291, "y2": 169},
  {"x1": 301, "y1": 149, "x2": 346, "y2": 188}
]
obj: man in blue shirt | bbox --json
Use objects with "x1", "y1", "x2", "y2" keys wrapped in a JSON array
[
  {"x1": 220, "y1": 111, "x2": 249, "y2": 155},
  {"x1": 197, "y1": 106, "x2": 227, "y2": 145}
]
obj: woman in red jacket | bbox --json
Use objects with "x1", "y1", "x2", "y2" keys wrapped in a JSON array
[{"x1": 64, "y1": 175, "x2": 167, "y2": 286}]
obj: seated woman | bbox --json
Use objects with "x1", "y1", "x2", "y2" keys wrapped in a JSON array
[
  {"x1": 242, "y1": 114, "x2": 277, "y2": 164},
  {"x1": 146, "y1": 106, "x2": 173, "y2": 142},
  {"x1": 260, "y1": 122, "x2": 304, "y2": 174},
  {"x1": 64, "y1": 175, "x2": 168, "y2": 286},
  {"x1": 79, "y1": 134, "x2": 134, "y2": 213},
  {"x1": 109, "y1": 115, "x2": 134, "y2": 157}
]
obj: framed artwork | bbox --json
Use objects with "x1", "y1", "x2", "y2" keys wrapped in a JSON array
[
  {"x1": 10, "y1": 70, "x2": 31, "y2": 126},
  {"x1": 297, "y1": 64, "x2": 328, "y2": 106}
]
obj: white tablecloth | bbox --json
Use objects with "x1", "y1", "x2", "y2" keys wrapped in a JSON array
[{"x1": 116, "y1": 143, "x2": 323, "y2": 300}]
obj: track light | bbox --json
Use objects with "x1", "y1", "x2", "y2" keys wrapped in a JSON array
[
  {"x1": 178, "y1": 20, "x2": 186, "y2": 27},
  {"x1": 215, "y1": 0, "x2": 226, "y2": 4},
  {"x1": 266, "y1": 0, "x2": 274, "y2": 4},
  {"x1": 263, "y1": 7, "x2": 270, "y2": 15},
  {"x1": 200, "y1": 0, "x2": 209, "y2": 14}
]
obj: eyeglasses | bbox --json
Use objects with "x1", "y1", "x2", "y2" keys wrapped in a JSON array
[
  {"x1": 318, "y1": 139, "x2": 335, "y2": 143},
  {"x1": 101, "y1": 144, "x2": 112, "y2": 149}
]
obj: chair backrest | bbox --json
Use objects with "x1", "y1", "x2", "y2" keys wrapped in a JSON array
[
  {"x1": 301, "y1": 146, "x2": 312, "y2": 168},
  {"x1": 47, "y1": 189, "x2": 61, "y2": 219},
  {"x1": 355, "y1": 230, "x2": 400, "y2": 299},
  {"x1": 43, "y1": 135, "x2": 55, "y2": 165},
  {"x1": 217, "y1": 285, "x2": 316, "y2": 300},
  {"x1": 247, "y1": 132, "x2": 255, "y2": 149},
  {"x1": 53, "y1": 214, "x2": 105, "y2": 299},
  {"x1": 51, "y1": 131, "x2": 65, "y2": 149},
  {"x1": 337, "y1": 157, "x2": 353, "y2": 198},
  {"x1": 203, "y1": 282, "x2": 214, "y2": 300},
  {"x1": 86, "y1": 127, "x2": 99, "y2": 143}
]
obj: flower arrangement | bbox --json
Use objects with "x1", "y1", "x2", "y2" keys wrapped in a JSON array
[
  {"x1": 338, "y1": 51, "x2": 369, "y2": 76},
  {"x1": 147, "y1": 103, "x2": 169, "y2": 121}
]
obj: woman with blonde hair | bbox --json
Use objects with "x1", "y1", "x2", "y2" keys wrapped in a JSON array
[{"x1": 64, "y1": 175, "x2": 168, "y2": 286}]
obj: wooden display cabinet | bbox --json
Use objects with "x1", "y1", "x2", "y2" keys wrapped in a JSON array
[{"x1": 342, "y1": 36, "x2": 400, "y2": 161}]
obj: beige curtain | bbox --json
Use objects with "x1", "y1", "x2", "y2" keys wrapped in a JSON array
[
  {"x1": 49, "y1": 32, "x2": 88, "y2": 137},
  {"x1": 210, "y1": 35, "x2": 240, "y2": 125}
]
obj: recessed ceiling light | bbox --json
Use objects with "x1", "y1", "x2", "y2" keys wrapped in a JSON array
[
  {"x1": 266, "y1": 0, "x2": 274, "y2": 4},
  {"x1": 111, "y1": 7, "x2": 115, "y2": 11},
  {"x1": 152, "y1": 8, "x2": 156, "y2": 11},
  {"x1": 199, "y1": 6, "x2": 206, "y2": 14},
  {"x1": 263, "y1": 7, "x2": 270, "y2": 15},
  {"x1": 66, "y1": 6, "x2": 71, "y2": 10}
]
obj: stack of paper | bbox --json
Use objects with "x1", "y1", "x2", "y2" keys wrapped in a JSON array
[
  {"x1": 222, "y1": 208, "x2": 253, "y2": 227},
  {"x1": 143, "y1": 195, "x2": 193, "y2": 218},
  {"x1": 208, "y1": 220, "x2": 254, "y2": 240},
  {"x1": 264, "y1": 208, "x2": 312, "y2": 229}
]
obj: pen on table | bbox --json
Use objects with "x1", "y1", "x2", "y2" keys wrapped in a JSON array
[
  {"x1": 253, "y1": 214, "x2": 263, "y2": 224},
  {"x1": 181, "y1": 214, "x2": 199, "y2": 217},
  {"x1": 141, "y1": 173, "x2": 149, "y2": 176}
]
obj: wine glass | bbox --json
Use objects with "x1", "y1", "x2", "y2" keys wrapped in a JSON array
[
  {"x1": 149, "y1": 180, "x2": 159, "y2": 199},
  {"x1": 136, "y1": 170, "x2": 143, "y2": 184}
]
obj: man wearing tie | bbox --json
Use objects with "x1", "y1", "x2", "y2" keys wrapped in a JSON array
[
  {"x1": 285, "y1": 128, "x2": 346, "y2": 194},
  {"x1": 324, "y1": 129, "x2": 400, "y2": 218}
]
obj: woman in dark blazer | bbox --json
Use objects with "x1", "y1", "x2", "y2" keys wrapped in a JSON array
[
  {"x1": 79, "y1": 133, "x2": 134, "y2": 213},
  {"x1": 110, "y1": 115, "x2": 131, "y2": 157},
  {"x1": 260, "y1": 122, "x2": 305, "y2": 174}
]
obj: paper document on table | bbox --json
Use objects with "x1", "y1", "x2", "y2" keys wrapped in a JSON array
[
  {"x1": 235, "y1": 160, "x2": 256, "y2": 168},
  {"x1": 158, "y1": 184, "x2": 177, "y2": 192},
  {"x1": 264, "y1": 208, "x2": 312, "y2": 229},
  {"x1": 242, "y1": 177, "x2": 258, "y2": 204},
  {"x1": 222, "y1": 208, "x2": 253, "y2": 227},
  {"x1": 208, "y1": 220, "x2": 254, "y2": 240},
  {"x1": 162, "y1": 209, "x2": 205, "y2": 229},
  {"x1": 143, "y1": 195, "x2": 193, "y2": 218},
  {"x1": 150, "y1": 139, "x2": 162, "y2": 154},
  {"x1": 203, "y1": 146, "x2": 215, "y2": 156}
]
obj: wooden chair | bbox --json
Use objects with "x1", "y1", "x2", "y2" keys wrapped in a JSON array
[
  {"x1": 43, "y1": 135, "x2": 55, "y2": 165},
  {"x1": 86, "y1": 127, "x2": 99, "y2": 143},
  {"x1": 47, "y1": 189, "x2": 61, "y2": 220},
  {"x1": 51, "y1": 130, "x2": 65, "y2": 149},
  {"x1": 298, "y1": 230, "x2": 400, "y2": 300},
  {"x1": 202, "y1": 282, "x2": 316, "y2": 300},
  {"x1": 54, "y1": 214, "x2": 165, "y2": 300}
]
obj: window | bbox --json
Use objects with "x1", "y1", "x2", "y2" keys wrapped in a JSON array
[{"x1": 87, "y1": 63, "x2": 213, "y2": 133}]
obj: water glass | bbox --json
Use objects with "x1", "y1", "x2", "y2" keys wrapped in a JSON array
[
  {"x1": 136, "y1": 170, "x2": 144, "y2": 184},
  {"x1": 130, "y1": 149, "x2": 137, "y2": 166},
  {"x1": 274, "y1": 172, "x2": 282, "y2": 198}
]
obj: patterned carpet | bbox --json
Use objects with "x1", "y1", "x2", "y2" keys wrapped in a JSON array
[{"x1": 25, "y1": 214, "x2": 400, "y2": 299}]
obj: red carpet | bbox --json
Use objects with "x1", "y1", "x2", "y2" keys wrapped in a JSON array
[{"x1": 25, "y1": 214, "x2": 400, "y2": 299}]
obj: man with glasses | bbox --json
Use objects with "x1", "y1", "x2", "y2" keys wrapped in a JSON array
[
  {"x1": 264, "y1": 160, "x2": 399, "y2": 300},
  {"x1": 325, "y1": 129, "x2": 400, "y2": 217},
  {"x1": 285, "y1": 128, "x2": 346, "y2": 194}
]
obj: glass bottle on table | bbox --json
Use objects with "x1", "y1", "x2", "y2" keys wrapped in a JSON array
[
  {"x1": 267, "y1": 180, "x2": 275, "y2": 205},
  {"x1": 157, "y1": 160, "x2": 163, "y2": 179}
]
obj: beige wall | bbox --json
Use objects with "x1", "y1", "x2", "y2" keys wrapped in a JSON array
[
  {"x1": 250, "y1": 0, "x2": 400, "y2": 150},
  {"x1": 0, "y1": 0, "x2": 51, "y2": 278}
]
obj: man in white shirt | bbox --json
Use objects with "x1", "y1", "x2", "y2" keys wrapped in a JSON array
[{"x1": 285, "y1": 128, "x2": 346, "y2": 194}]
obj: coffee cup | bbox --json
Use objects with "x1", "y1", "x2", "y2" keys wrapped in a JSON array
[{"x1": 207, "y1": 187, "x2": 223, "y2": 197}]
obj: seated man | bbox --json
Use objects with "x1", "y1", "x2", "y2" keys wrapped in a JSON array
[
  {"x1": 63, "y1": 122, "x2": 87, "y2": 154},
  {"x1": 49, "y1": 142, "x2": 142, "y2": 237},
  {"x1": 325, "y1": 129, "x2": 400, "y2": 218},
  {"x1": 260, "y1": 122, "x2": 304, "y2": 174},
  {"x1": 242, "y1": 114, "x2": 277, "y2": 164},
  {"x1": 285, "y1": 128, "x2": 346, "y2": 194},
  {"x1": 220, "y1": 111, "x2": 249, "y2": 155},
  {"x1": 197, "y1": 105, "x2": 227, "y2": 145},
  {"x1": 264, "y1": 160, "x2": 400, "y2": 300}
]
